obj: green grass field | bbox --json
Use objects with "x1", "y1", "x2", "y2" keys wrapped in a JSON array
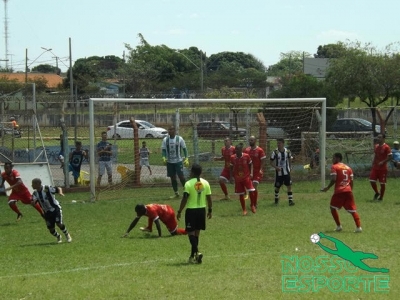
[{"x1": 0, "y1": 178, "x2": 398, "y2": 300}]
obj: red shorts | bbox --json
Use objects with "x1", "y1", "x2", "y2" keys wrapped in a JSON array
[
  {"x1": 234, "y1": 177, "x2": 255, "y2": 195},
  {"x1": 330, "y1": 192, "x2": 357, "y2": 211},
  {"x1": 219, "y1": 168, "x2": 230, "y2": 182},
  {"x1": 164, "y1": 217, "x2": 179, "y2": 233},
  {"x1": 251, "y1": 171, "x2": 263, "y2": 184},
  {"x1": 9, "y1": 189, "x2": 32, "y2": 204},
  {"x1": 147, "y1": 216, "x2": 178, "y2": 234},
  {"x1": 369, "y1": 169, "x2": 387, "y2": 184}
]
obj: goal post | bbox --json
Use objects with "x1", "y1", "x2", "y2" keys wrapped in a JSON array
[{"x1": 88, "y1": 98, "x2": 327, "y2": 202}]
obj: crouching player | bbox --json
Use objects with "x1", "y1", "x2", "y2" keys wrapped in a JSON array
[
  {"x1": 122, "y1": 203, "x2": 187, "y2": 237},
  {"x1": 31, "y1": 178, "x2": 72, "y2": 243}
]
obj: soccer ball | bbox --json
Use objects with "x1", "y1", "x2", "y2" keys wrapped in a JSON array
[{"x1": 310, "y1": 233, "x2": 320, "y2": 244}]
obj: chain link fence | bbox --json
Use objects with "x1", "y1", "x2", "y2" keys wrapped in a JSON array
[{"x1": 1, "y1": 92, "x2": 399, "y2": 195}]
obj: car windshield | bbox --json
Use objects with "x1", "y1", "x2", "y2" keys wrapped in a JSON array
[
  {"x1": 220, "y1": 122, "x2": 230, "y2": 129},
  {"x1": 137, "y1": 121, "x2": 155, "y2": 128},
  {"x1": 356, "y1": 119, "x2": 372, "y2": 126}
]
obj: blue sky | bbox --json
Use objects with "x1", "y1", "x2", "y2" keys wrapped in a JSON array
[{"x1": 4, "y1": 0, "x2": 400, "y2": 72}]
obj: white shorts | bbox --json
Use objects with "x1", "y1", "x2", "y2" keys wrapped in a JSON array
[
  {"x1": 140, "y1": 158, "x2": 150, "y2": 167},
  {"x1": 98, "y1": 161, "x2": 112, "y2": 176}
]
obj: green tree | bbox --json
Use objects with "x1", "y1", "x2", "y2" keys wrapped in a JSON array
[
  {"x1": 266, "y1": 51, "x2": 309, "y2": 77},
  {"x1": 32, "y1": 64, "x2": 59, "y2": 74},
  {"x1": 122, "y1": 34, "x2": 268, "y2": 94},
  {"x1": 269, "y1": 73, "x2": 326, "y2": 98},
  {"x1": 64, "y1": 55, "x2": 124, "y2": 93},
  {"x1": 325, "y1": 42, "x2": 400, "y2": 132},
  {"x1": 314, "y1": 43, "x2": 348, "y2": 58}
]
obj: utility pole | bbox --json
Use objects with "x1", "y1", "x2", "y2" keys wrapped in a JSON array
[
  {"x1": 25, "y1": 48, "x2": 28, "y2": 83},
  {"x1": 200, "y1": 51, "x2": 204, "y2": 93},
  {"x1": 52, "y1": 56, "x2": 59, "y2": 73}
]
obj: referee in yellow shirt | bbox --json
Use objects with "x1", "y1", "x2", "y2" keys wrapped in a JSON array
[{"x1": 177, "y1": 163, "x2": 212, "y2": 264}]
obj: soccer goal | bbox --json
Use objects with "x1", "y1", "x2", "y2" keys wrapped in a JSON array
[
  {"x1": 0, "y1": 112, "x2": 54, "y2": 189},
  {"x1": 88, "y1": 98, "x2": 327, "y2": 202}
]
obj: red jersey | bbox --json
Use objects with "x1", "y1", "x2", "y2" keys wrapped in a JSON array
[
  {"x1": 330, "y1": 162, "x2": 353, "y2": 194},
  {"x1": 221, "y1": 146, "x2": 235, "y2": 169},
  {"x1": 145, "y1": 204, "x2": 175, "y2": 223},
  {"x1": 230, "y1": 153, "x2": 252, "y2": 182},
  {"x1": 372, "y1": 143, "x2": 391, "y2": 170},
  {"x1": 1, "y1": 169, "x2": 29, "y2": 194},
  {"x1": 244, "y1": 146, "x2": 266, "y2": 173}
]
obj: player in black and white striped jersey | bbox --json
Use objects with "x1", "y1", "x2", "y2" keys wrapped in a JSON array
[
  {"x1": 270, "y1": 138, "x2": 295, "y2": 206},
  {"x1": 31, "y1": 178, "x2": 72, "y2": 243}
]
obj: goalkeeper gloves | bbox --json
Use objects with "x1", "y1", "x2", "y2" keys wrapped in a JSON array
[
  {"x1": 162, "y1": 157, "x2": 167, "y2": 165},
  {"x1": 184, "y1": 158, "x2": 189, "y2": 167}
]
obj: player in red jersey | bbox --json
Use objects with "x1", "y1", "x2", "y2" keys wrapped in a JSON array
[
  {"x1": 369, "y1": 134, "x2": 392, "y2": 201},
  {"x1": 214, "y1": 137, "x2": 235, "y2": 200},
  {"x1": 322, "y1": 153, "x2": 362, "y2": 233},
  {"x1": 230, "y1": 143, "x2": 256, "y2": 215},
  {"x1": 244, "y1": 136, "x2": 266, "y2": 207},
  {"x1": 0, "y1": 162, "x2": 44, "y2": 221},
  {"x1": 122, "y1": 203, "x2": 187, "y2": 237}
]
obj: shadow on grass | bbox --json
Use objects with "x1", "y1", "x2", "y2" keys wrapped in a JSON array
[
  {"x1": 20, "y1": 242, "x2": 62, "y2": 247},
  {"x1": 122, "y1": 235, "x2": 176, "y2": 240},
  {"x1": 0, "y1": 222, "x2": 15, "y2": 227},
  {"x1": 0, "y1": 220, "x2": 40, "y2": 226},
  {"x1": 165, "y1": 261, "x2": 199, "y2": 267}
]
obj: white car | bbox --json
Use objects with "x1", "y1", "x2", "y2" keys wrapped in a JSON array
[{"x1": 106, "y1": 120, "x2": 168, "y2": 139}]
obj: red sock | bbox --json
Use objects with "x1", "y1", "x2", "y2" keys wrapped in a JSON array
[
  {"x1": 9, "y1": 202, "x2": 21, "y2": 214},
  {"x1": 370, "y1": 182, "x2": 379, "y2": 194},
  {"x1": 220, "y1": 182, "x2": 228, "y2": 196},
  {"x1": 380, "y1": 184, "x2": 386, "y2": 198},
  {"x1": 33, "y1": 203, "x2": 44, "y2": 215},
  {"x1": 239, "y1": 195, "x2": 246, "y2": 211},
  {"x1": 176, "y1": 228, "x2": 187, "y2": 235},
  {"x1": 249, "y1": 191, "x2": 256, "y2": 207},
  {"x1": 253, "y1": 190, "x2": 258, "y2": 206},
  {"x1": 330, "y1": 208, "x2": 340, "y2": 226},
  {"x1": 351, "y1": 212, "x2": 361, "y2": 227}
]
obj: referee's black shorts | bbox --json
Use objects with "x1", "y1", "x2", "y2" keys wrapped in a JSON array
[{"x1": 185, "y1": 207, "x2": 206, "y2": 231}]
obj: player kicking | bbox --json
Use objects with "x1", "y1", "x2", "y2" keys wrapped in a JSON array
[
  {"x1": 321, "y1": 153, "x2": 362, "y2": 233},
  {"x1": 122, "y1": 203, "x2": 187, "y2": 237}
]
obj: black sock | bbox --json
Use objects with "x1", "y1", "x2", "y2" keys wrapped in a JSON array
[{"x1": 189, "y1": 235, "x2": 198, "y2": 256}]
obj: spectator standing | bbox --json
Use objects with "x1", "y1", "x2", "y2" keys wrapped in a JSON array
[
  {"x1": 139, "y1": 141, "x2": 152, "y2": 175},
  {"x1": 69, "y1": 141, "x2": 87, "y2": 185},
  {"x1": 97, "y1": 132, "x2": 113, "y2": 186},
  {"x1": 391, "y1": 141, "x2": 400, "y2": 169}
]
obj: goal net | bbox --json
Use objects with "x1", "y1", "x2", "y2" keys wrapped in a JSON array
[
  {"x1": 88, "y1": 98, "x2": 327, "y2": 201},
  {"x1": 0, "y1": 112, "x2": 54, "y2": 190},
  {"x1": 304, "y1": 131, "x2": 374, "y2": 175}
]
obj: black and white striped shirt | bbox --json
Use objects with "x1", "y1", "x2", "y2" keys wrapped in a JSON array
[
  {"x1": 32, "y1": 185, "x2": 61, "y2": 213},
  {"x1": 270, "y1": 148, "x2": 292, "y2": 176}
]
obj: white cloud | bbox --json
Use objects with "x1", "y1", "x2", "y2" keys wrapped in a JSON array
[
  {"x1": 189, "y1": 13, "x2": 199, "y2": 19},
  {"x1": 167, "y1": 28, "x2": 187, "y2": 35},
  {"x1": 317, "y1": 29, "x2": 360, "y2": 42}
]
